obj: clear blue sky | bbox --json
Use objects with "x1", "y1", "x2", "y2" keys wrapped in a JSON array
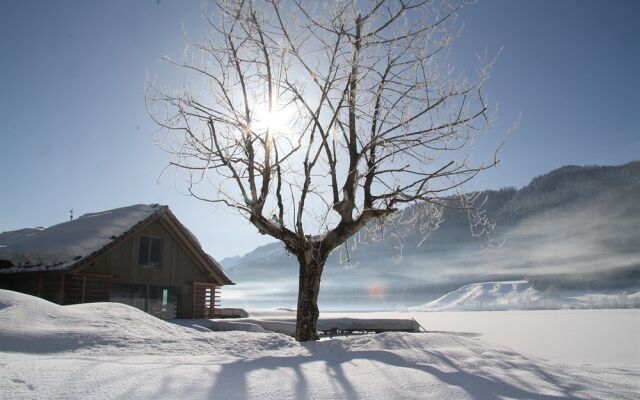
[{"x1": 1, "y1": 0, "x2": 638, "y2": 259}]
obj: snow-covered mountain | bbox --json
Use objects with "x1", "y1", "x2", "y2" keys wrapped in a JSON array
[
  {"x1": 409, "y1": 281, "x2": 640, "y2": 311},
  {"x1": 221, "y1": 161, "x2": 640, "y2": 310}
]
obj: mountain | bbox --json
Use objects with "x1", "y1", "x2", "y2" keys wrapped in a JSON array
[
  {"x1": 408, "y1": 280, "x2": 640, "y2": 312},
  {"x1": 221, "y1": 161, "x2": 640, "y2": 310}
]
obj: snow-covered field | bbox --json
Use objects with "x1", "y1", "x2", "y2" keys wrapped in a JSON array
[
  {"x1": 1, "y1": 290, "x2": 639, "y2": 399},
  {"x1": 322, "y1": 309, "x2": 640, "y2": 368}
]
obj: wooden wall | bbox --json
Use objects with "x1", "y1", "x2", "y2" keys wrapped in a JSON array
[
  {"x1": 84, "y1": 219, "x2": 209, "y2": 284},
  {"x1": 4, "y1": 273, "x2": 111, "y2": 305}
]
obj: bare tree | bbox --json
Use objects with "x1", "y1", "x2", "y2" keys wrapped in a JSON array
[{"x1": 148, "y1": 0, "x2": 504, "y2": 341}]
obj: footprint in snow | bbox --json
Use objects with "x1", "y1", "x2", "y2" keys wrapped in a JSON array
[{"x1": 11, "y1": 378, "x2": 35, "y2": 391}]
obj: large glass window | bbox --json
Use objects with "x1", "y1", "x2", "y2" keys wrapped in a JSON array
[
  {"x1": 111, "y1": 283, "x2": 179, "y2": 319},
  {"x1": 138, "y1": 235, "x2": 161, "y2": 268},
  {"x1": 111, "y1": 283, "x2": 147, "y2": 312},
  {"x1": 148, "y1": 286, "x2": 179, "y2": 319}
]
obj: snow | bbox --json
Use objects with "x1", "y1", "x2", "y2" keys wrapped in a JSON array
[
  {"x1": 409, "y1": 280, "x2": 640, "y2": 311},
  {"x1": 195, "y1": 309, "x2": 421, "y2": 336},
  {"x1": 0, "y1": 290, "x2": 299, "y2": 358},
  {"x1": 411, "y1": 309, "x2": 640, "y2": 368},
  {"x1": 182, "y1": 226, "x2": 202, "y2": 248},
  {"x1": 1, "y1": 289, "x2": 639, "y2": 399},
  {"x1": 0, "y1": 204, "x2": 161, "y2": 272},
  {"x1": 207, "y1": 253, "x2": 225, "y2": 271},
  {"x1": 0, "y1": 228, "x2": 43, "y2": 244}
]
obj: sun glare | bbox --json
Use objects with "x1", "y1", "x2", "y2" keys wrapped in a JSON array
[{"x1": 252, "y1": 104, "x2": 294, "y2": 136}]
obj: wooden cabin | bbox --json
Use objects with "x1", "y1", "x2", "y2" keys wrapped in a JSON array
[{"x1": 0, "y1": 204, "x2": 234, "y2": 319}]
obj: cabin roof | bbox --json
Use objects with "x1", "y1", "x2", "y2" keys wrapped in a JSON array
[{"x1": 0, "y1": 204, "x2": 233, "y2": 285}]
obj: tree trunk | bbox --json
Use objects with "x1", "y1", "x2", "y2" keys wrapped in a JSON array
[{"x1": 295, "y1": 248, "x2": 327, "y2": 341}]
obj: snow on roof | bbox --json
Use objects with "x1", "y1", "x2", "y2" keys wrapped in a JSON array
[
  {"x1": 0, "y1": 204, "x2": 162, "y2": 273},
  {"x1": 206, "y1": 253, "x2": 224, "y2": 271},
  {"x1": 182, "y1": 226, "x2": 202, "y2": 248},
  {"x1": 0, "y1": 228, "x2": 43, "y2": 245}
]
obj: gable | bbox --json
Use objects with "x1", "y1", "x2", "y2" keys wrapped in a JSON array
[
  {"x1": 75, "y1": 209, "x2": 232, "y2": 286},
  {"x1": 77, "y1": 218, "x2": 209, "y2": 285},
  {"x1": 156, "y1": 209, "x2": 233, "y2": 285}
]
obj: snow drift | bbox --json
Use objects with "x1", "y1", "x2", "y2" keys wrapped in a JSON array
[
  {"x1": 409, "y1": 280, "x2": 640, "y2": 311},
  {"x1": 0, "y1": 289, "x2": 297, "y2": 357}
]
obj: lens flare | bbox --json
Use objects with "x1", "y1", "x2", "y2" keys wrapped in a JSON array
[{"x1": 368, "y1": 281, "x2": 386, "y2": 300}]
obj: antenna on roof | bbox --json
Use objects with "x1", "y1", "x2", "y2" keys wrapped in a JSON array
[{"x1": 69, "y1": 209, "x2": 74, "y2": 221}]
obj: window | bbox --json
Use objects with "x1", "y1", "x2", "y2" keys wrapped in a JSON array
[
  {"x1": 148, "y1": 286, "x2": 179, "y2": 319},
  {"x1": 111, "y1": 283, "x2": 147, "y2": 311},
  {"x1": 111, "y1": 284, "x2": 178, "y2": 319},
  {"x1": 138, "y1": 235, "x2": 161, "y2": 268}
]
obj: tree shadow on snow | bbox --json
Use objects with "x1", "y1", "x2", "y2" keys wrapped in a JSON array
[{"x1": 206, "y1": 337, "x2": 599, "y2": 400}]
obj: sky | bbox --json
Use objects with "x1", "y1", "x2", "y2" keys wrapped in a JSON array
[{"x1": 1, "y1": 0, "x2": 638, "y2": 259}]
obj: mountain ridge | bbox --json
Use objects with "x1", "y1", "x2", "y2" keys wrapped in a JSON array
[
  {"x1": 221, "y1": 161, "x2": 640, "y2": 310},
  {"x1": 408, "y1": 280, "x2": 640, "y2": 311}
]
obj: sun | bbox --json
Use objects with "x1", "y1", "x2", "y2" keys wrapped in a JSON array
[{"x1": 252, "y1": 104, "x2": 294, "y2": 136}]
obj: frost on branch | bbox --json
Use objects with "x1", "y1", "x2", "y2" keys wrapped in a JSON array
[{"x1": 146, "y1": 0, "x2": 506, "y2": 341}]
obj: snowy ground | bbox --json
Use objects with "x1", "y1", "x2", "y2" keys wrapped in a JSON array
[
  {"x1": 315, "y1": 309, "x2": 640, "y2": 368},
  {"x1": 1, "y1": 290, "x2": 639, "y2": 399},
  {"x1": 412, "y1": 309, "x2": 640, "y2": 368}
]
